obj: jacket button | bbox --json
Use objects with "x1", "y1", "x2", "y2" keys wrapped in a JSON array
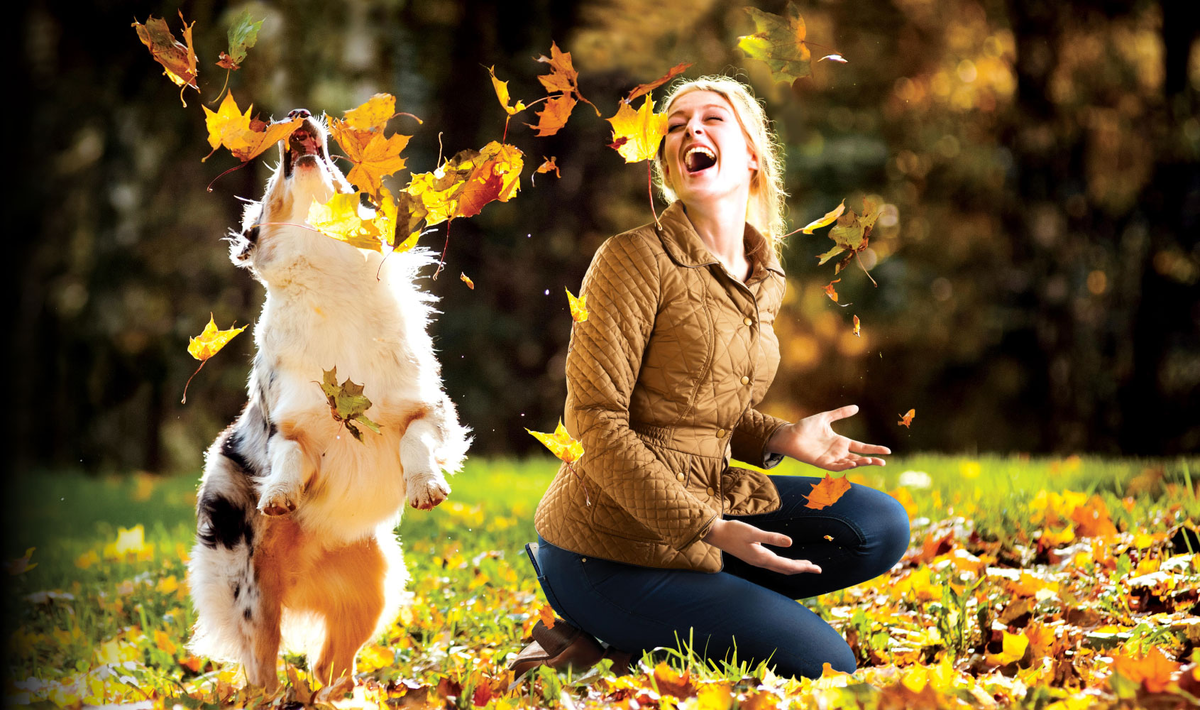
[
  {"x1": 740, "y1": 375, "x2": 751, "y2": 385},
  {"x1": 743, "y1": 317, "x2": 753, "y2": 326},
  {"x1": 706, "y1": 486, "x2": 715, "y2": 496},
  {"x1": 676, "y1": 473, "x2": 685, "y2": 482},
  {"x1": 716, "y1": 428, "x2": 726, "y2": 438}
]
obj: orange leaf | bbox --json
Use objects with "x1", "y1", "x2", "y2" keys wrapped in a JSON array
[
  {"x1": 1070, "y1": 495, "x2": 1119, "y2": 538},
  {"x1": 653, "y1": 663, "x2": 696, "y2": 699},
  {"x1": 606, "y1": 93, "x2": 668, "y2": 163},
  {"x1": 898, "y1": 409, "x2": 915, "y2": 428},
  {"x1": 460, "y1": 273, "x2": 474, "y2": 290},
  {"x1": 625, "y1": 62, "x2": 693, "y2": 103},
  {"x1": 538, "y1": 604, "x2": 556, "y2": 629},
  {"x1": 331, "y1": 122, "x2": 410, "y2": 197},
  {"x1": 804, "y1": 474, "x2": 851, "y2": 510},
  {"x1": 536, "y1": 156, "x2": 560, "y2": 177},
  {"x1": 823, "y1": 279, "x2": 841, "y2": 302},
  {"x1": 132, "y1": 12, "x2": 199, "y2": 104},
  {"x1": 202, "y1": 92, "x2": 302, "y2": 163},
  {"x1": 853, "y1": 314, "x2": 861, "y2": 337},
  {"x1": 1112, "y1": 647, "x2": 1180, "y2": 693},
  {"x1": 529, "y1": 94, "x2": 577, "y2": 137}
]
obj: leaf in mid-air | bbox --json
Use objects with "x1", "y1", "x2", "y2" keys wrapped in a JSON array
[
  {"x1": 330, "y1": 122, "x2": 409, "y2": 198},
  {"x1": 488, "y1": 66, "x2": 526, "y2": 116},
  {"x1": 526, "y1": 420, "x2": 584, "y2": 464},
  {"x1": 183, "y1": 314, "x2": 247, "y2": 403},
  {"x1": 625, "y1": 62, "x2": 693, "y2": 104},
  {"x1": 407, "y1": 142, "x2": 523, "y2": 226},
  {"x1": 819, "y1": 54, "x2": 848, "y2": 64},
  {"x1": 320, "y1": 367, "x2": 380, "y2": 443},
  {"x1": 460, "y1": 273, "x2": 475, "y2": 290},
  {"x1": 216, "y1": 10, "x2": 262, "y2": 70},
  {"x1": 132, "y1": 12, "x2": 199, "y2": 105},
  {"x1": 898, "y1": 409, "x2": 916, "y2": 428},
  {"x1": 344, "y1": 93, "x2": 397, "y2": 132},
  {"x1": 801, "y1": 200, "x2": 846, "y2": 234},
  {"x1": 853, "y1": 314, "x2": 861, "y2": 337},
  {"x1": 823, "y1": 279, "x2": 842, "y2": 303},
  {"x1": 737, "y1": 3, "x2": 812, "y2": 85},
  {"x1": 307, "y1": 192, "x2": 388, "y2": 252},
  {"x1": 804, "y1": 474, "x2": 852, "y2": 510},
  {"x1": 566, "y1": 288, "x2": 588, "y2": 322},
  {"x1": 529, "y1": 94, "x2": 578, "y2": 137},
  {"x1": 817, "y1": 199, "x2": 884, "y2": 283},
  {"x1": 536, "y1": 156, "x2": 560, "y2": 178},
  {"x1": 188, "y1": 314, "x2": 247, "y2": 362},
  {"x1": 202, "y1": 92, "x2": 302, "y2": 162},
  {"x1": 606, "y1": 93, "x2": 668, "y2": 163}
]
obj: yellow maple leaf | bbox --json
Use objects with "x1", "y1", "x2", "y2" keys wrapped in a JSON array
[
  {"x1": 183, "y1": 314, "x2": 247, "y2": 403},
  {"x1": 201, "y1": 92, "x2": 302, "y2": 163},
  {"x1": 526, "y1": 420, "x2": 584, "y2": 464},
  {"x1": 307, "y1": 191, "x2": 388, "y2": 252},
  {"x1": 566, "y1": 288, "x2": 588, "y2": 322},
  {"x1": 606, "y1": 93, "x2": 668, "y2": 164},
  {"x1": 330, "y1": 121, "x2": 410, "y2": 197}
]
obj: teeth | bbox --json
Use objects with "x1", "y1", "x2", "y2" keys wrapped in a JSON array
[{"x1": 685, "y1": 145, "x2": 716, "y2": 171}]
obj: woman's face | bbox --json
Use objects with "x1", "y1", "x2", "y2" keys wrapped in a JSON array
[{"x1": 661, "y1": 90, "x2": 759, "y2": 209}]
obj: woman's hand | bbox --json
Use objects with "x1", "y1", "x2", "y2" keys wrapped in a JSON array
[
  {"x1": 702, "y1": 519, "x2": 822, "y2": 575},
  {"x1": 767, "y1": 404, "x2": 889, "y2": 471}
]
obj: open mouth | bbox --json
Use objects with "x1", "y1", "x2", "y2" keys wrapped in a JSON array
[
  {"x1": 283, "y1": 120, "x2": 321, "y2": 178},
  {"x1": 684, "y1": 145, "x2": 717, "y2": 173}
]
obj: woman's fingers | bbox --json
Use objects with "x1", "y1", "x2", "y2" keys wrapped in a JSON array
[
  {"x1": 760, "y1": 552, "x2": 822, "y2": 575},
  {"x1": 849, "y1": 439, "x2": 890, "y2": 456},
  {"x1": 824, "y1": 404, "x2": 859, "y2": 422}
]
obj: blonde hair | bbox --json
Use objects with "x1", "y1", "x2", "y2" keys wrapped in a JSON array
[{"x1": 653, "y1": 76, "x2": 788, "y2": 255}]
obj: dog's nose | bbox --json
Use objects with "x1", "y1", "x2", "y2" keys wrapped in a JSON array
[{"x1": 288, "y1": 108, "x2": 311, "y2": 119}]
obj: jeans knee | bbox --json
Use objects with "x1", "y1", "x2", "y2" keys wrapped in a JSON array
[
  {"x1": 878, "y1": 496, "x2": 911, "y2": 563},
  {"x1": 828, "y1": 644, "x2": 858, "y2": 675}
]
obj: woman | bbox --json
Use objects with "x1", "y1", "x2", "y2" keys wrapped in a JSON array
[{"x1": 522, "y1": 77, "x2": 910, "y2": 679}]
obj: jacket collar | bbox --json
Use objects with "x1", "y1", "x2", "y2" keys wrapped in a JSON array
[{"x1": 655, "y1": 201, "x2": 785, "y2": 283}]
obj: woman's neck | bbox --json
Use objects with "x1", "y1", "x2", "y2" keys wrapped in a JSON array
[{"x1": 682, "y1": 194, "x2": 751, "y2": 281}]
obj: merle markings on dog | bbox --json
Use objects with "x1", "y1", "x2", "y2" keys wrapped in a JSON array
[{"x1": 188, "y1": 108, "x2": 471, "y2": 692}]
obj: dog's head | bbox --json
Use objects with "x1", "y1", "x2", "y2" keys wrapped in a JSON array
[{"x1": 228, "y1": 109, "x2": 353, "y2": 270}]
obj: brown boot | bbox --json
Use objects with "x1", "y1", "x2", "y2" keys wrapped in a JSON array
[{"x1": 509, "y1": 619, "x2": 633, "y2": 678}]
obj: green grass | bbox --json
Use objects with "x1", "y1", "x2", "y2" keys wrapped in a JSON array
[{"x1": 3, "y1": 455, "x2": 1197, "y2": 707}]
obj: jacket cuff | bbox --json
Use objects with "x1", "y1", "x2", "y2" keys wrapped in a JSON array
[{"x1": 675, "y1": 509, "x2": 719, "y2": 551}]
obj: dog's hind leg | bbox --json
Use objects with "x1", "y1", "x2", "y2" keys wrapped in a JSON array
[
  {"x1": 240, "y1": 516, "x2": 304, "y2": 691},
  {"x1": 294, "y1": 534, "x2": 390, "y2": 689}
]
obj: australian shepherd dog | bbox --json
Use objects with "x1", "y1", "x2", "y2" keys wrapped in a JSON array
[{"x1": 187, "y1": 108, "x2": 470, "y2": 691}]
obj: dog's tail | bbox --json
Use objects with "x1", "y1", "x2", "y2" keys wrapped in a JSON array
[{"x1": 187, "y1": 429, "x2": 269, "y2": 667}]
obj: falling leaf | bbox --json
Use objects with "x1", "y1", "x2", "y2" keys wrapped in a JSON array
[
  {"x1": 535, "y1": 41, "x2": 598, "y2": 111},
  {"x1": 986, "y1": 631, "x2": 1029, "y2": 665},
  {"x1": 538, "y1": 605, "x2": 556, "y2": 629},
  {"x1": 216, "y1": 10, "x2": 262, "y2": 70},
  {"x1": 606, "y1": 93, "x2": 669, "y2": 163},
  {"x1": 330, "y1": 120, "x2": 410, "y2": 198},
  {"x1": 853, "y1": 314, "x2": 861, "y2": 337},
  {"x1": 823, "y1": 534, "x2": 834, "y2": 541},
  {"x1": 800, "y1": 200, "x2": 846, "y2": 234},
  {"x1": 407, "y1": 142, "x2": 523, "y2": 226},
  {"x1": 536, "y1": 156, "x2": 560, "y2": 178},
  {"x1": 182, "y1": 314, "x2": 246, "y2": 403},
  {"x1": 819, "y1": 54, "x2": 848, "y2": 63},
  {"x1": 307, "y1": 191, "x2": 396, "y2": 252},
  {"x1": 460, "y1": 273, "x2": 474, "y2": 290},
  {"x1": 488, "y1": 66, "x2": 526, "y2": 116},
  {"x1": 816, "y1": 198, "x2": 883, "y2": 280},
  {"x1": 737, "y1": 3, "x2": 812, "y2": 85},
  {"x1": 6, "y1": 548, "x2": 37, "y2": 575},
  {"x1": 898, "y1": 409, "x2": 916, "y2": 428},
  {"x1": 528, "y1": 94, "x2": 578, "y2": 137},
  {"x1": 804, "y1": 474, "x2": 852, "y2": 510},
  {"x1": 319, "y1": 367, "x2": 381, "y2": 443},
  {"x1": 625, "y1": 62, "x2": 693, "y2": 103},
  {"x1": 526, "y1": 420, "x2": 583, "y2": 464},
  {"x1": 132, "y1": 12, "x2": 198, "y2": 104},
  {"x1": 201, "y1": 92, "x2": 303, "y2": 163},
  {"x1": 823, "y1": 279, "x2": 842, "y2": 303},
  {"x1": 344, "y1": 93, "x2": 397, "y2": 132},
  {"x1": 566, "y1": 288, "x2": 588, "y2": 322}
]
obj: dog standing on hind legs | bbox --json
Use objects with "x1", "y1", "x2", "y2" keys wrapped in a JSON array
[{"x1": 187, "y1": 109, "x2": 471, "y2": 692}]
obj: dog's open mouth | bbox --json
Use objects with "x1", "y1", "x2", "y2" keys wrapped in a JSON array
[{"x1": 283, "y1": 119, "x2": 322, "y2": 178}]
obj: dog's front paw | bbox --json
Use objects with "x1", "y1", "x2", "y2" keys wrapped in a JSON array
[
  {"x1": 407, "y1": 475, "x2": 450, "y2": 510},
  {"x1": 257, "y1": 480, "x2": 301, "y2": 517}
]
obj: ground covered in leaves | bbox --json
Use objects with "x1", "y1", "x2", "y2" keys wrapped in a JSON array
[{"x1": 4, "y1": 456, "x2": 1199, "y2": 708}]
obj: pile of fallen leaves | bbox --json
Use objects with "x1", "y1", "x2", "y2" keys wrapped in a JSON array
[{"x1": 5, "y1": 460, "x2": 1198, "y2": 708}]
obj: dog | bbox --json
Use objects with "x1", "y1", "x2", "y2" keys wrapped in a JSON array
[{"x1": 188, "y1": 108, "x2": 470, "y2": 691}]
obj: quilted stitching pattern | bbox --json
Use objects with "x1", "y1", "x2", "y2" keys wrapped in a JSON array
[{"x1": 535, "y1": 202, "x2": 789, "y2": 573}]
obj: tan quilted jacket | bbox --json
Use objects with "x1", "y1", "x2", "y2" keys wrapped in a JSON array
[{"x1": 534, "y1": 201, "x2": 790, "y2": 573}]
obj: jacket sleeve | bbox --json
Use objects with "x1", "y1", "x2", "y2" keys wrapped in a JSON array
[
  {"x1": 731, "y1": 407, "x2": 790, "y2": 469},
  {"x1": 564, "y1": 234, "x2": 718, "y2": 551}
]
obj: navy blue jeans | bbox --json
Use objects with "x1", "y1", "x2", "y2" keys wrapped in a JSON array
[{"x1": 532, "y1": 475, "x2": 910, "y2": 679}]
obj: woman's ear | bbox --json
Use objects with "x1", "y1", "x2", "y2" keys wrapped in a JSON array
[{"x1": 748, "y1": 149, "x2": 760, "y2": 171}]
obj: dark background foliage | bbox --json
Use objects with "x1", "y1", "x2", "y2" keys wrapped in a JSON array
[{"x1": 8, "y1": 0, "x2": 1199, "y2": 476}]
